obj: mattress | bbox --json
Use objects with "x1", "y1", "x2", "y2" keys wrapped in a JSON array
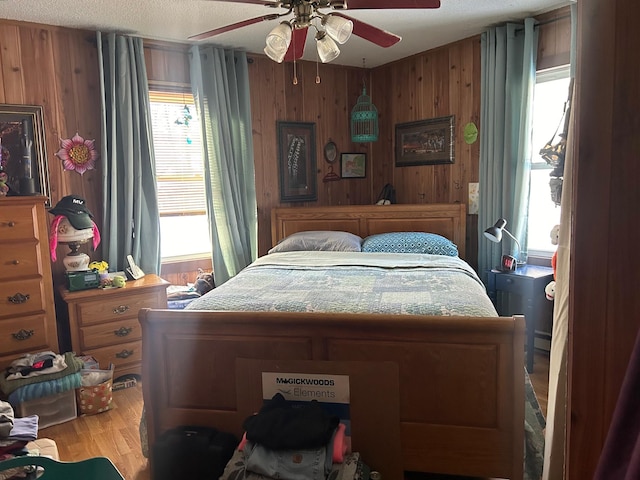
[{"x1": 185, "y1": 251, "x2": 498, "y2": 317}]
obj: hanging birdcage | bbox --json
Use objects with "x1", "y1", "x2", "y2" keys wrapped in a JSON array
[{"x1": 350, "y1": 85, "x2": 378, "y2": 143}]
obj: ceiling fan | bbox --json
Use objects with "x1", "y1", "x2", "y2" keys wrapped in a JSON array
[{"x1": 190, "y1": 0, "x2": 441, "y2": 63}]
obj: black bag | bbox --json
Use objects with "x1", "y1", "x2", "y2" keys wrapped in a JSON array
[
  {"x1": 375, "y1": 183, "x2": 396, "y2": 205},
  {"x1": 152, "y1": 426, "x2": 238, "y2": 480}
]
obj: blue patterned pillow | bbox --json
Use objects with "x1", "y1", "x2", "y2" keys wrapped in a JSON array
[{"x1": 362, "y1": 232, "x2": 458, "y2": 256}]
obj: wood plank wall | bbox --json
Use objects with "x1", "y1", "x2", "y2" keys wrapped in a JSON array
[
  {"x1": 1, "y1": 7, "x2": 570, "y2": 276},
  {"x1": 0, "y1": 20, "x2": 102, "y2": 285},
  {"x1": 569, "y1": 0, "x2": 640, "y2": 478}
]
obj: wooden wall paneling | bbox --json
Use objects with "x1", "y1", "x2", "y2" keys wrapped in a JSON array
[
  {"x1": 285, "y1": 62, "x2": 306, "y2": 122},
  {"x1": 568, "y1": 0, "x2": 613, "y2": 477},
  {"x1": 248, "y1": 56, "x2": 279, "y2": 255},
  {"x1": 341, "y1": 66, "x2": 371, "y2": 207},
  {"x1": 144, "y1": 41, "x2": 191, "y2": 87},
  {"x1": 432, "y1": 49, "x2": 452, "y2": 205},
  {"x1": 536, "y1": 6, "x2": 572, "y2": 71},
  {"x1": 0, "y1": 25, "x2": 26, "y2": 103},
  {"x1": 369, "y1": 67, "x2": 393, "y2": 197},
  {"x1": 249, "y1": 56, "x2": 291, "y2": 254}
]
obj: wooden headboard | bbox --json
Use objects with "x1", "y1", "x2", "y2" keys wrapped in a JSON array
[{"x1": 271, "y1": 203, "x2": 467, "y2": 258}]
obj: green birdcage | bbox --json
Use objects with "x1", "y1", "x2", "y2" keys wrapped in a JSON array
[{"x1": 350, "y1": 85, "x2": 378, "y2": 143}]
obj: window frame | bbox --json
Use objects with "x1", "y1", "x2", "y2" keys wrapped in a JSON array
[
  {"x1": 526, "y1": 64, "x2": 570, "y2": 262},
  {"x1": 149, "y1": 89, "x2": 211, "y2": 262}
]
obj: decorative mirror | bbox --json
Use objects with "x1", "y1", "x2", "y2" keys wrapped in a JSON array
[
  {"x1": 322, "y1": 140, "x2": 340, "y2": 183},
  {"x1": 323, "y1": 140, "x2": 338, "y2": 164}
]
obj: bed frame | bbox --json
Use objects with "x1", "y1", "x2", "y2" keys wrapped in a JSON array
[{"x1": 140, "y1": 204, "x2": 525, "y2": 479}]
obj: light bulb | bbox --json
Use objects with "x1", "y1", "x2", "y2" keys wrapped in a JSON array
[
  {"x1": 264, "y1": 44, "x2": 286, "y2": 63},
  {"x1": 265, "y1": 22, "x2": 292, "y2": 63},
  {"x1": 316, "y1": 32, "x2": 340, "y2": 63},
  {"x1": 323, "y1": 15, "x2": 353, "y2": 44}
]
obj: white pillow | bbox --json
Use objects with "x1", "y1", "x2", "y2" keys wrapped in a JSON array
[{"x1": 268, "y1": 231, "x2": 363, "y2": 254}]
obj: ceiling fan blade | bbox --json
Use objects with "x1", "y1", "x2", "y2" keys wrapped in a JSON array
[
  {"x1": 339, "y1": 0, "x2": 440, "y2": 9},
  {"x1": 189, "y1": 14, "x2": 280, "y2": 41},
  {"x1": 205, "y1": 0, "x2": 278, "y2": 5},
  {"x1": 333, "y1": 13, "x2": 401, "y2": 48},
  {"x1": 283, "y1": 27, "x2": 308, "y2": 62}
]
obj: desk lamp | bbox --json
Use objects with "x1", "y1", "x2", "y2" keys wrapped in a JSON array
[{"x1": 483, "y1": 218, "x2": 525, "y2": 270}]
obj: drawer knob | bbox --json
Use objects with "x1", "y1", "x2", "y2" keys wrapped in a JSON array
[
  {"x1": 114, "y1": 326, "x2": 133, "y2": 337},
  {"x1": 113, "y1": 305, "x2": 130, "y2": 315},
  {"x1": 7, "y1": 221, "x2": 16, "y2": 227},
  {"x1": 116, "y1": 349, "x2": 134, "y2": 359},
  {"x1": 12, "y1": 260, "x2": 20, "y2": 265},
  {"x1": 12, "y1": 329, "x2": 34, "y2": 341},
  {"x1": 8, "y1": 293, "x2": 30, "y2": 304}
]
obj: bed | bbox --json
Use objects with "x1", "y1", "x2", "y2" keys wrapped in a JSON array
[{"x1": 139, "y1": 204, "x2": 528, "y2": 479}]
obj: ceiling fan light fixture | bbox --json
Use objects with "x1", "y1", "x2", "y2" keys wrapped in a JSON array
[
  {"x1": 264, "y1": 44, "x2": 287, "y2": 63},
  {"x1": 323, "y1": 14, "x2": 353, "y2": 44},
  {"x1": 316, "y1": 31, "x2": 340, "y2": 63},
  {"x1": 265, "y1": 22, "x2": 293, "y2": 55}
]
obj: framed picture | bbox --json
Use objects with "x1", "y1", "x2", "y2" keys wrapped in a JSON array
[
  {"x1": 277, "y1": 121, "x2": 317, "y2": 202},
  {"x1": 340, "y1": 153, "x2": 366, "y2": 178},
  {"x1": 395, "y1": 115, "x2": 455, "y2": 167},
  {"x1": 0, "y1": 104, "x2": 50, "y2": 204}
]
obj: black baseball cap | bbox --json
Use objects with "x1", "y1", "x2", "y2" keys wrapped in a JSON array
[{"x1": 49, "y1": 195, "x2": 95, "y2": 230}]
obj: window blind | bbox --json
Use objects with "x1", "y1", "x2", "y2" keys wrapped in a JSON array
[{"x1": 149, "y1": 91, "x2": 206, "y2": 216}]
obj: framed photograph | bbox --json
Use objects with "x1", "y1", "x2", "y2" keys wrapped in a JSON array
[
  {"x1": 0, "y1": 104, "x2": 50, "y2": 204},
  {"x1": 340, "y1": 153, "x2": 366, "y2": 178},
  {"x1": 277, "y1": 121, "x2": 317, "y2": 202},
  {"x1": 395, "y1": 115, "x2": 455, "y2": 167}
]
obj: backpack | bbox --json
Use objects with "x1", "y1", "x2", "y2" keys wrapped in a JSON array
[{"x1": 375, "y1": 183, "x2": 396, "y2": 205}]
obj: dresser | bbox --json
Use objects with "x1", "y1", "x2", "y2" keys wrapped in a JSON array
[
  {"x1": 59, "y1": 274, "x2": 168, "y2": 379},
  {"x1": 0, "y1": 197, "x2": 59, "y2": 369},
  {"x1": 486, "y1": 265, "x2": 554, "y2": 373}
]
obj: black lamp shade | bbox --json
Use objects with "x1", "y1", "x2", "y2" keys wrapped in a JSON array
[{"x1": 484, "y1": 218, "x2": 507, "y2": 243}]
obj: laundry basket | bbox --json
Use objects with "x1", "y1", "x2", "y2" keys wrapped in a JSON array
[{"x1": 0, "y1": 456, "x2": 124, "y2": 480}]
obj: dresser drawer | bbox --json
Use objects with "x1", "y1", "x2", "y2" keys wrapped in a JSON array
[
  {"x1": 0, "y1": 205, "x2": 38, "y2": 241},
  {"x1": 79, "y1": 318, "x2": 142, "y2": 350},
  {"x1": 494, "y1": 274, "x2": 532, "y2": 294},
  {"x1": 0, "y1": 242, "x2": 42, "y2": 281},
  {"x1": 76, "y1": 291, "x2": 163, "y2": 326},
  {"x1": 0, "y1": 278, "x2": 45, "y2": 317},
  {"x1": 0, "y1": 314, "x2": 50, "y2": 357},
  {"x1": 84, "y1": 340, "x2": 142, "y2": 371}
]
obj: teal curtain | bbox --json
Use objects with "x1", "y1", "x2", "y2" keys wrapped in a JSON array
[
  {"x1": 97, "y1": 32, "x2": 161, "y2": 275},
  {"x1": 478, "y1": 19, "x2": 538, "y2": 279},
  {"x1": 189, "y1": 46, "x2": 257, "y2": 285}
]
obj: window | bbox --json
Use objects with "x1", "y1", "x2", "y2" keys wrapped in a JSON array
[
  {"x1": 149, "y1": 91, "x2": 210, "y2": 260},
  {"x1": 527, "y1": 65, "x2": 570, "y2": 256}
]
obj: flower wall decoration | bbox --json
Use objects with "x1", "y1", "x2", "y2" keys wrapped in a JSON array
[{"x1": 56, "y1": 133, "x2": 98, "y2": 175}]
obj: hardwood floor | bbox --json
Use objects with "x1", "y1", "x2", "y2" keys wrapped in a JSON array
[
  {"x1": 40, "y1": 382, "x2": 151, "y2": 480},
  {"x1": 38, "y1": 351, "x2": 551, "y2": 480}
]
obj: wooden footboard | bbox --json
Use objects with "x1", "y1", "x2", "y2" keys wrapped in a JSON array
[{"x1": 139, "y1": 309, "x2": 525, "y2": 479}]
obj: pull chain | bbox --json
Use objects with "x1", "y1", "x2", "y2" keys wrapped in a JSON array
[
  {"x1": 292, "y1": 31, "x2": 298, "y2": 85},
  {"x1": 316, "y1": 46, "x2": 321, "y2": 84}
]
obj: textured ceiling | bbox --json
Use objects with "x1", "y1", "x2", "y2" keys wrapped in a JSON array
[{"x1": 0, "y1": 0, "x2": 571, "y2": 67}]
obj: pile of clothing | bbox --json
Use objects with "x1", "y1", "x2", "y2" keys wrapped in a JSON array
[
  {"x1": 219, "y1": 394, "x2": 370, "y2": 480},
  {"x1": 0, "y1": 351, "x2": 83, "y2": 411},
  {"x1": 0, "y1": 400, "x2": 39, "y2": 461}
]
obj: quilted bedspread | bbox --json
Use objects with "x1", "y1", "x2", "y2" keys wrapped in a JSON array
[{"x1": 185, "y1": 251, "x2": 498, "y2": 317}]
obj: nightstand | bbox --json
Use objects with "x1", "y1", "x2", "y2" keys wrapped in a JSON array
[
  {"x1": 486, "y1": 265, "x2": 554, "y2": 373},
  {"x1": 58, "y1": 274, "x2": 169, "y2": 379}
]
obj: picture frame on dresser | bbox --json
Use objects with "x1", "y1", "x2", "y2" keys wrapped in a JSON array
[{"x1": 0, "y1": 104, "x2": 50, "y2": 204}]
